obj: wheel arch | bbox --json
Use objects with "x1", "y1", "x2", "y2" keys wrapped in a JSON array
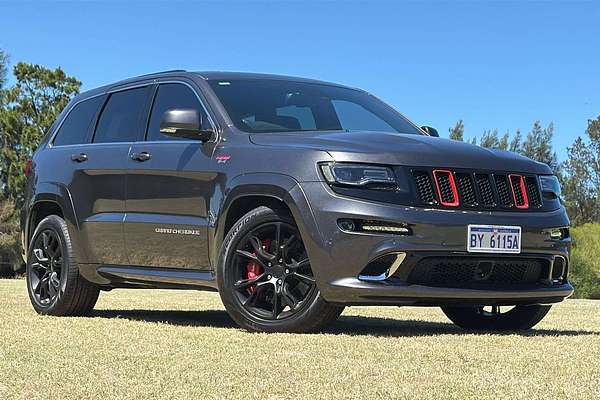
[
  {"x1": 209, "y1": 173, "x2": 320, "y2": 269},
  {"x1": 22, "y1": 182, "x2": 83, "y2": 263}
]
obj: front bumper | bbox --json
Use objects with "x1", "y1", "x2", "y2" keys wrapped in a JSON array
[{"x1": 290, "y1": 182, "x2": 573, "y2": 306}]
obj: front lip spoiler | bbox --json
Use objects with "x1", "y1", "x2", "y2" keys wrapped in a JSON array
[{"x1": 326, "y1": 278, "x2": 574, "y2": 306}]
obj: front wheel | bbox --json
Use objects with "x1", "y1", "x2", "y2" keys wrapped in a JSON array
[
  {"x1": 217, "y1": 206, "x2": 344, "y2": 333},
  {"x1": 441, "y1": 304, "x2": 552, "y2": 331}
]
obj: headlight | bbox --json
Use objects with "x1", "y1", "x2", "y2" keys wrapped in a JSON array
[
  {"x1": 539, "y1": 175, "x2": 562, "y2": 198},
  {"x1": 320, "y1": 163, "x2": 397, "y2": 188}
]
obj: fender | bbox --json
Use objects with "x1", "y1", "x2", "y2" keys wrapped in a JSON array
[
  {"x1": 208, "y1": 172, "x2": 322, "y2": 270},
  {"x1": 23, "y1": 182, "x2": 88, "y2": 264}
]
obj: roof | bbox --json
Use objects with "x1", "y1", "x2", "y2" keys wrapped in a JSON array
[
  {"x1": 74, "y1": 70, "x2": 359, "y2": 102},
  {"x1": 193, "y1": 71, "x2": 355, "y2": 89}
]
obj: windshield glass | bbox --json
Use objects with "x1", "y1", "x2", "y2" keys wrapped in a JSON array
[{"x1": 208, "y1": 79, "x2": 422, "y2": 135}]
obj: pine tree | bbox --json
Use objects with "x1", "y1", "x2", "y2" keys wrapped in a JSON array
[
  {"x1": 449, "y1": 120, "x2": 464, "y2": 141},
  {"x1": 0, "y1": 50, "x2": 8, "y2": 89},
  {"x1": 498, "y1": 131, "x2": 510, "y2": 150},
  {"x1": 522, "y1": 121, "x2": 560, "y2": 174},
  {"x1": 0, "y1": 62, "x2": 80, "y2": 204},
  {"x1": 562, "y1": 136, "x2": 596, "y2": 224},
  {"x1": 509, "y1": 129, "x2": 522, "y2": 153},
  {"x1": 480, "y1": 129, "x2": 499, "y2": 148}
]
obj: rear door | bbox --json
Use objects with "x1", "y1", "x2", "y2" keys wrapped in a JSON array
[
  {"x1": 46, "y1": 85, "x2": 151, "y2": 265},
  {"x1": 124, "y1": 81, "x2": 218, "y2": 269}
]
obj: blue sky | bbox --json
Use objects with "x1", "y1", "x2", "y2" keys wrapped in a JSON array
[{"x1": 1, "y1": 0, "x2": 598, "y2": 159}]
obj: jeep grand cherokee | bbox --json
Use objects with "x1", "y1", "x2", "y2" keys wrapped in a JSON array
[{"x1": 21, "y1": 71, "x2": 572, "y2": 332}]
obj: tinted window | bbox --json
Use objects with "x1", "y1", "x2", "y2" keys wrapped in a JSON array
[
  {"x1": 147, "y1": 83, "x2": 207, "y2": 141},
  {"x1": 94, "y1": 87, "x2": 148, "y2": 143},
  {"x1": 332, "y1": 100, "x2": 396, "y2": 133},
  {"x1": 53, "y1": 96, "x2": 102, "y2": 146},
  {"x1": 275, "y1": 105, "x2": 316, "y2": 130},
  {"x1": 208, "y1": 79, "x2": 422, "y2": 135}
]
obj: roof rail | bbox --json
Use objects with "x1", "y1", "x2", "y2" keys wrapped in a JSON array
[{"x1": 133, "y1": 69, "x2": 187, "y2": 79}]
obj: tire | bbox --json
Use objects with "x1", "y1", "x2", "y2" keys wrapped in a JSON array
[
  {"x1": 441, "y1": 304, "x2": 552, "y2": 331},
  {"x1": 217, "y1": 206, "x2": 344, "y2": 333},
  {"x1": 26, "y1": 215, "x2": 100, "y2": 316}
]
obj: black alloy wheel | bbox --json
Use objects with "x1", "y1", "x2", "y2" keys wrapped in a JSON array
[
  {"x1": 233, "y1": 220, "x2": 316, "y2": 321},
  {"x1": 218, "y1": 206, "x2": 344, "y2": 333},
  {"x1": 29, "y1": 229, "x2": 65, "y2": 307},
  {"x1": 26, "y1": 215, "x2": 100, "y2": 316}
]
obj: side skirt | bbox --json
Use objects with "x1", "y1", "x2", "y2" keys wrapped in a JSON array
[{"x1": 95, "y1": 265, "x2": 218, "y2": 291}]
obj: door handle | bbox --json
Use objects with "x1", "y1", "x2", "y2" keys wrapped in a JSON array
[
  {"x1": 70, "y1": 153, "x2": 88, "y2": 162},
  {"x1": 131, "y1": 152, "x2": 151, "y2": 162}
]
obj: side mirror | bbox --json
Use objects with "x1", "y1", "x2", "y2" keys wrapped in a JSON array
[
  {"x1": 421, "y1": 126, "x2": 439, "y2": 137},
  {"x1": 160, "y1": 109, "x2": 214, "y2": 142}
]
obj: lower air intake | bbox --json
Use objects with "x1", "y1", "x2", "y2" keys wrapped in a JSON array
[{"x1": 407, "y1": 257, "x2": 549, "y2": 289}]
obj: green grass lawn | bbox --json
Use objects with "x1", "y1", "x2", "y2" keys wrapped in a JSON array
[{"x1": 1, "y1": 279, "x2": 599, "y2": 400}]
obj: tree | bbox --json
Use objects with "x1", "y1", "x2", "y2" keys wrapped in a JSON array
[
  {"x1": 585, "y1": 116, "x2": 600, "y2": 192},
  {"x1": 0, "y1": 62, "x2": 80, "y2": 204},
  {"x1": 479, "y1": 129, "x2": 499, "y2": 148},
  {"x1": 0, "y1": 50, "x2": 8, "y2": 89},
  {"x1": 521, "y1": 121, "x2": 560, "y2": 174},
  {"x1": 559, "y1": 115, "x2": 600, "y2": 225},
  {"x1": 498, "y1": 131, "x2": 510, "y2": 150},
  {"x1": 561, "y1": 136, "x2": 596, "y2": 224},
  {"x1": 449, "y1": 120, "x2": 464, "y2": 141},
  {"x1": 509, "y1": 129, "x2": 522, "y2": 153}
]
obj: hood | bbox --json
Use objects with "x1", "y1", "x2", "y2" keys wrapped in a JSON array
[{"x1": 250, "y1": 131, "x2": 552, "y2": 174}]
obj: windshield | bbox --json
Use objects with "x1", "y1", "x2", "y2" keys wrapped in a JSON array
[{"x1": 208, "y1": 79, "x2": 422, "y2": 135}]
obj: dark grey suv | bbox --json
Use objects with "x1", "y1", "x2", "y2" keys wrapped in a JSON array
[{"x1": 21, "y1": 71, "x2": 573, "y2": 332}]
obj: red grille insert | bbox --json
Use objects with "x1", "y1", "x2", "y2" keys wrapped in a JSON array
[
  {"x1": 509, "y1": 174, "x2": 529, "y2": 209},
  {"x1": 432, "y1": 170, "x2": 459, "y2": 207}
]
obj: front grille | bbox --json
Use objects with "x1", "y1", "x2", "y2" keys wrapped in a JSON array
[
  {"x1": 475, "y1": 173, "x2": 496, "y2": 207},
  {"x1": 433, "y1": 170, "x2": 458, "y2": 206},
  {"x1": 494, "y1": 175, "x2": 514, "y2": 207},
  {"x1": 407, "y1": 257, "x2": 549, "y2": 289},
  {"x1": 509, "y1": 174, "x2": 527, "y2": 208},
  {"x1": 411, "y1": 169, "x2": 543, "y2": 211},
  {"x1": 413, "y1": 171, "x2": 437, "y2": 204},
  {"x1": 456, "y1": 173, "x2": 477, "y2": 207},
  {"x1": 525, "y1": 177, "x2": 542, "y2": 208}
]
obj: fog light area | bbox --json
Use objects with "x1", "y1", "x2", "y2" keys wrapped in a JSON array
[{"x1": 338, "y1": 219, "x2": 411, "y2": 235}]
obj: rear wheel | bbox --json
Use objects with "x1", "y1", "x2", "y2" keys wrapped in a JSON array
[
  {"x1": 26, "y1": 215, "x2": 99, "y2": 316},
  {"x1": 441, "y1": 304, "x2": 551, "y2": 331},
  {"x1": 218, "y1": 206, "x2": 344, "y2": 332}
]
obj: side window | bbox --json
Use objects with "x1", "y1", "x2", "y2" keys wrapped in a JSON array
[
  {"x1": 94, "y1": 87, "x2": 149, "y2": 143},
  {"x1": 332, "y1": 99, "x2": 396, "y2": 133},
  {"x1": 147, "y1": 83, "x2": 208, "y2": 141},
  {"x1": 53, "y1": 96, "x2": 102, "y2": 146}
]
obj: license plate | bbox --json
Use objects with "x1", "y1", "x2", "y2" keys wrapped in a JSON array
[{"x1": 467, "y1": 225, "x2": 521, "y2": 254}]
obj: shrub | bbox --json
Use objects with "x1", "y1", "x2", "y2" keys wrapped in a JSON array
[
  {"x1": 0, "y1": 198, "x2": 21, "y2": 277},
  {"x1": 569, "y1": 224, "x2": 600, "y2": 299}
]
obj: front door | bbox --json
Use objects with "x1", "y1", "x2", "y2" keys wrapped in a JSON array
[{"x1": 124, "y1": 82, "x2": 218, "y2": 269}]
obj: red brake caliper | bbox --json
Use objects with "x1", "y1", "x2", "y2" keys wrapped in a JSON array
[{"x1": 246, "y1": 239, "x2": 270, "y2": 293}]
